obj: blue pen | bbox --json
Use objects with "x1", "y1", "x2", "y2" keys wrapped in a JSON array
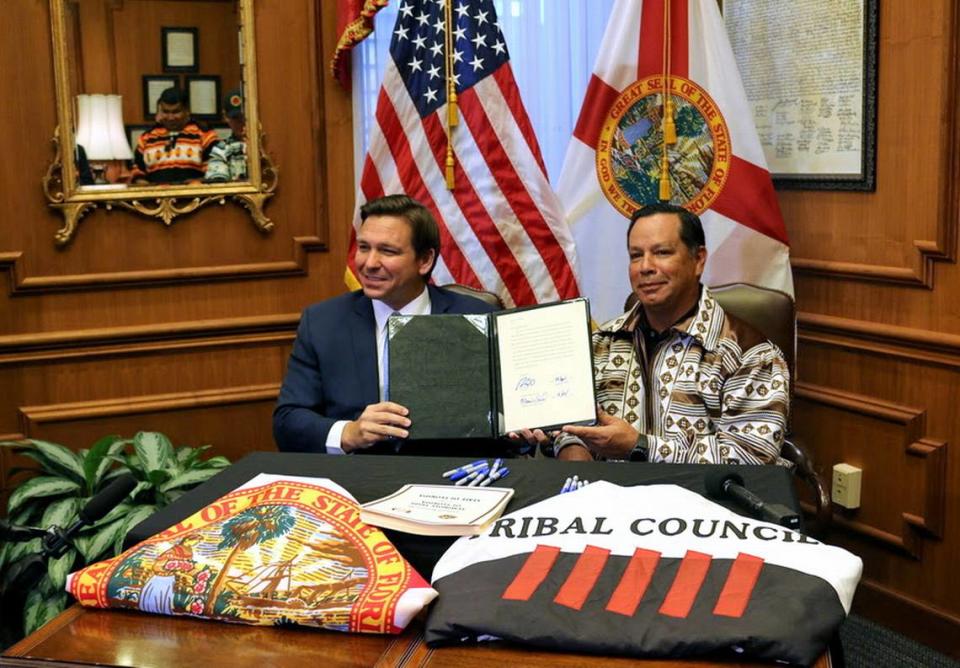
[
  {"x1": 448, "y1": 462, "x2": 490, "y2": 481},
  {"x1": 480, "y1": 467, "x2": 510, "y2": 486},
  {"x1": 560, "y1": 476, "x2": 572, "y2": 493},
  {"x1": 489, "y1": 458, "x2": 503, "y2": 476},
  {"x1": 442, "y1": 459, "x2": 489, "y2": 478},
  {"x1": 454, "y1": 467, "x2": 489, "y2": 486}
]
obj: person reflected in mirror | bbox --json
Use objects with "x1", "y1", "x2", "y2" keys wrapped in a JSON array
[
  {"x1": 512, "y1": 203, "x2": 790, "y2": 466},
  {"x1": 205, "y1": 88, "x2": 247, "y2": 183},
  {"x1": 129, "y1": 87, "x2": 219, "y2": 185}
]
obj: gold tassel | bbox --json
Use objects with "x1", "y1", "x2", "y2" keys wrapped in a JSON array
[
  {"x1": 663, "y1": 96, "x2": 677, "y2": 145},
  {"x1": 445, "y1": 145, "x2": 455, "y2": 190},
  {"x1": 448, "y1": 91, "x2": 459, "y2": 127},
  {"x1": 659, "y1": 153, "x2": 671, "y2": 201}
]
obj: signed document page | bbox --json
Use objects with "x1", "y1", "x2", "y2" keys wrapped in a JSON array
[
  {"x1": 495, "y1": 299, "x2": 596, "y2": 434},
  {"x1": 360, "y1": 484, "x2": 515, "y2": 536}
]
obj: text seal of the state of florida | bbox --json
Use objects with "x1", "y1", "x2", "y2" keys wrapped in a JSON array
[{"x1": 595, "y1": 75, "x2": 731, "y2": 217}]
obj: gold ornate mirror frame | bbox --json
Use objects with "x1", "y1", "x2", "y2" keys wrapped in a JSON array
[{"x1": 44, "y1": 0, "x2": 277, "y2": 246}]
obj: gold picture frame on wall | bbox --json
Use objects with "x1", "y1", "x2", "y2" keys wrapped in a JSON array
[{"x1": 43, "y1": 0, "x2": 277, "y2": 246}]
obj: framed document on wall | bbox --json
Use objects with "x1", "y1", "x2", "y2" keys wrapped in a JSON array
[
  {"x1": 142, "y1": 75, "x2": 180, "y2": 119},
  {"x1": 186, "y1": 75, "x2": 221, "y2": 120},
  {"x1": 723, "y1": 0, "x2": 878, "y2": 190},
  {"x1": 162, "y1": 27, "x2": 199, "y2": 73}
]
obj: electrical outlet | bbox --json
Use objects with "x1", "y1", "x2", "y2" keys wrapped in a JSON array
[{"x1": 832, "y1": 463, "x2": 862, "y2": 509}]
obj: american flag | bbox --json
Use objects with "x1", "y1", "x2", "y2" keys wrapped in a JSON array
[{"x1": 347, "y1": 0, "x2": 580, "y2": 307}]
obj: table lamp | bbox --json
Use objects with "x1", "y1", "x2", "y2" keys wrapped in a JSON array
[{"x1": 74, "y1": 94, "x2": 133, "y2": 184}]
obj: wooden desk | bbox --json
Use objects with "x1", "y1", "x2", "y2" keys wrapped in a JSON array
[{"x1": 3, "y1": 606, "x2": 830, "y2": 668}]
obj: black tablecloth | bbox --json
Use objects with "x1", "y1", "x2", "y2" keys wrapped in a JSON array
[{"x1": 127, "y1": 453, "x2": 799, "y2": 578}]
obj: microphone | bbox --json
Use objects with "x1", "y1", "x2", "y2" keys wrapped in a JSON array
[
  {"x1": 42, "y1": 474, "x2": 137, "y2": 558},
  {"x1": 0, "y1": 474, "x2": 137, "y2": 599},
  {"x1": 705, "y1": 469, "x2": 801, "y2": 530}
]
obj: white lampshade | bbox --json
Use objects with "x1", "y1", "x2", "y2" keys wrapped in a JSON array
[{"x1": 75, "y1": 94, "x2": 133, "y2": 161}]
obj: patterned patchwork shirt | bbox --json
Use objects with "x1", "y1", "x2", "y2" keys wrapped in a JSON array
[{"x1": 555, "y1": 287, "x2": 790, "y2": 465}]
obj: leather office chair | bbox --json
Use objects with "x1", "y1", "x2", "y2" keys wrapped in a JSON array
[
  {"x1": 626, "y1": 283, "x2": 831, "y2": 533},
  {"x1": 440, "y1": 283, "x2": 505, "y2": 309}
]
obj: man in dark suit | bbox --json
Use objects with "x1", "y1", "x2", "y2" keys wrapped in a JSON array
[{"x1": 273, "y1": 194, "x2": 498, "y2": 455}]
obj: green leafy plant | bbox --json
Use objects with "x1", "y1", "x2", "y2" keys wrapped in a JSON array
[{"x1": 0, "y1": 432, "x2": 229, "y2": 636}]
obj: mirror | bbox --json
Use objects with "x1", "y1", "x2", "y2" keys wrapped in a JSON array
[{"x1": 44, "y1": 0, "x2": 277, "y2": 245}]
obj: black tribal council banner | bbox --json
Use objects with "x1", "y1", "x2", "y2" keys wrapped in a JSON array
[{"x1": 426, "y1": 482, "x2": 861, "y2": 665}]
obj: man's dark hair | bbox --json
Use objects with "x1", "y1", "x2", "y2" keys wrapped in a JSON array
[
  {"x1": 158, "y1": 87, "x2": 187, "y2": 108},
  {"x1": 359, "y1": 194, "x2": 441, "y2": 278},
  {"x1": 627, "y1": 202, "x2": 705, "y2": 254}
]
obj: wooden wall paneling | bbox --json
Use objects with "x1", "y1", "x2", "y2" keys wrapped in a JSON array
[
  {"x1": 0, "y1": 0, "x2": 354, "y2": 335},
  {"x1": 19, "y1": 400, "x2": 279, "y2": 466},
  {"x1": 106, "y1": 1, "x2": 241, "y2": 123},
  {"x1": 793, "y1": 336, "x2": 960, "y2": 652},
  {"x1": 794, "y1": 381, "x2": 946, "y2": 556},
  {"x1": 781, "y1": 0, "x2": 960, "y2": 653},
  {"x1": 0, "y1": 0, "x2": 348, "y2": 295},
  {"x1": 1, "y1": 0, "x2": 355, "y2": 505},
  {"x1": 784, "y1": 0, "x2": 958, "y2": 288},
  {"x1": 1, "y1": 334, "x2": 293, "y2": 460}
]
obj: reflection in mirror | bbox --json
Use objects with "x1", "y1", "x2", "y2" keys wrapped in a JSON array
[{"x1": 45, "y1": 0, "x2": 276, "y2": 245}]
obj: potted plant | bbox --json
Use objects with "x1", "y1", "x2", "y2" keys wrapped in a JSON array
[{"x1": 0, "y1": 431, "x2": 229, "y2": 638}]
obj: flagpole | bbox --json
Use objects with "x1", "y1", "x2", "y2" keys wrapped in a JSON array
[
  {"x1": 659, "y1": 0, "x2": 675, "y2": 201},
  {"x1": 444, "y1": 0, "x2": 458, "y2": 190}
]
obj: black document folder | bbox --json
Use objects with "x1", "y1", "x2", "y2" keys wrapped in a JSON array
[{"x1": 387, "y1": 299, "x2": 596, "y2": 440}]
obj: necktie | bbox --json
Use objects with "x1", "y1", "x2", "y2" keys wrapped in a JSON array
[{"x1": 382, "y1": 312, "x2": 400, "y2": 401}]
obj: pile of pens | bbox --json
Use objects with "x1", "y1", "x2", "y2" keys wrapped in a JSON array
[
  {"x1": 442, "y1": 459, "x2": 510, "y2": 486},
  {"x1": 560, "y1": 475, "x2": 589, "y2": 493}
]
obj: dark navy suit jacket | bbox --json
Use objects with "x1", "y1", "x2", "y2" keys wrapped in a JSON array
[{"x1": 273, "y1": 285, "x2": 498, "y2": 454}]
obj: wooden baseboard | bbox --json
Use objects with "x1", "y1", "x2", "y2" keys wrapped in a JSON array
[{"x1": 853, "y1": 579, "x2": 960, "y2": 659}]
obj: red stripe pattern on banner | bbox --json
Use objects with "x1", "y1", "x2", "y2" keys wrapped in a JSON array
[
  {"x1": 493, "y1": 65, "x2": 549, "y2": 180},
  {"x1": 638, "y1": 1, "x2": 689, "y2": 80},
  {"x1": 554, "y1": 545, "x2": 611, "y2": 610},
  {"x1": 670, "y1": 0, "x2": 689, "y2": 77},
  {"x1": 572, "y1": 75, "x2": 620, "y2": 151},
  {"x1": 458, "y1": 87, "x2": 579, "y2": 301},
  {"x1": 502, "y1": 544, "x2": 561, "y2": 601},
  {"x1": 636, "y1": 0, "x2": 664, "y2": 79},
  {"x1": 375, "y1": 92, "x2": 483, "y2": 289},
  {"x1": 350, "y1": 0, "x2": 579, "y2": 305},
  {"x1": 606, "y1": 548, "x2": 661, "y2": 616},
  {"x1": 659, "y1": 550, "x2": 712, "y2": 618},
  {"x1": 713, "y1": 552, "x2": 764, "y2": 618},
  {"x1": 421, "y1": 112, "x2": 535, "y2": 305},
  {"x1": 499, "y1": 545, "x2": 767, "y2": 620},
  {"x1": 711, "y1": 156, "x2": 789, "y2": 245}
]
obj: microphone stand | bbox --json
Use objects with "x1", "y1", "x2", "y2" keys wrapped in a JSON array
[
  {"x1": 1, "y1": 517, "x2": 117, "y2": 640},
  {"x1": 0, "y1": 521, "x2": 71, "y2": 644}
]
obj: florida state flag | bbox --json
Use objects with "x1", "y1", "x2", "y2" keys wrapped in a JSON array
[
  {"x1": 558, "y1": 0, "x2": 793, "y2": 323},
  {"x1": 426, "y1": 482, "x2": 860, "y2": 665},
  {"x1": 66, "y1": 474, "x2": 436, "y2": 633}
]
